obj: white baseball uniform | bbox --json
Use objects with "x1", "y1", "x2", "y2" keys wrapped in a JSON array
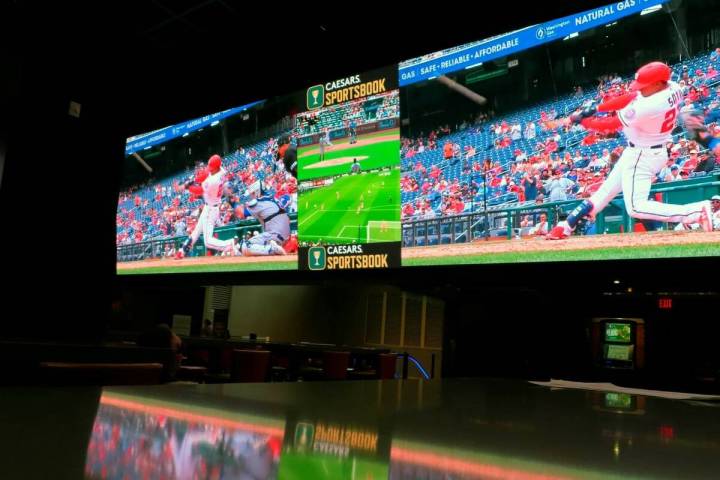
[
  {"x1": 240, "y1": 196, "x2": 290, "y2": 256},
  {"x1": 187, "y1": 168, "x2": 234, "y2": 252},
  {"x1": 587, "y1": 82, "x2": 708, "y2": 224}
]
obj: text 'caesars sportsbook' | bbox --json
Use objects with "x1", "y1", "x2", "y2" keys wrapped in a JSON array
[
  {"x1": 296, "y1": 65, "x2": 402, "y2": 271},
  {"x1": 116, "y1": 0, "x2": 720, "y2": 276}
]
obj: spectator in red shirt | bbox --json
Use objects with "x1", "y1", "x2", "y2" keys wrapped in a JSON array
[
  {"x1": 452, "y1": 198, "x2": 465, "y2": 214},
  {"x1": 402, "y1": 203, "x2": 415, "y2": 217},
  {"x1": 545, "y1": 139, "x2": 558, "y2": 154},
  {"x1": 443, "y1": 142, "x2": 454, "y2": 160},
  {"x1": 430, "y1": 165, "x2": 442, "y2": 180},
  {"x1": 700, "y1": 84, "x2": 710, "y2": 99}
]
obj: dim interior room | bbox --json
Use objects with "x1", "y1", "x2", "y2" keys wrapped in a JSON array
[{"x1": 2, "y1": 1, "x2": 720, "y2": 479}]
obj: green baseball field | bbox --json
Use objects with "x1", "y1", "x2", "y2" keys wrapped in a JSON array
[
  {"x1": 298, "y1": 129, "x2": 400, "y2": 181},
  {"x1": 299, "y1": 169, "x2": 401, "y2": 244},
  {"x1": 278, "y1": 452, "x2": 388, "y2": 480},
  {"x1": 297, "y1": 128, "x2": 401, "y2": 245},
  {"x1": 401, "y1": 231, "x2": 720, "y2": 266}
]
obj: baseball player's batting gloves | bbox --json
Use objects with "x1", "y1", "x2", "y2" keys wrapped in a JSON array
[{"x1": 569, "y1": 105, "x2": 597, "y2": 124}]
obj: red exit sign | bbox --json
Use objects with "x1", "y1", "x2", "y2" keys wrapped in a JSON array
[{"x1": 658, "y1": 298, "x2": 673, "y2": 309}]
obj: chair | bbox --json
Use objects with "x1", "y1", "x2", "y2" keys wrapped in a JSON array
[
  {"x1": 377, "y1": 353, "x2": 398, "y2": 380},
  {"x1": 39, "y1": 362, "x2": 164, "y2": 386},
  {"x1": 323, "y1": 351, "x2": 351, "y2": 380},
  {"x1": 230, "y1": 349, "x2": 271, "y2": 383}
]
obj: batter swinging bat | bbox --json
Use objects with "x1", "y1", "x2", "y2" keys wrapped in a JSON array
[{"x1": 436, "y1": 75, "x2": 487, "y2": 105}]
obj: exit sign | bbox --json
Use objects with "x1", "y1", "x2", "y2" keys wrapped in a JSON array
[{"x1": 658, "y1": 298, "x2": 673, "y2": 309}]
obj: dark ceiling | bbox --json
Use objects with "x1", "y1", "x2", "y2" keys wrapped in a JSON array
[{"x1": 5, "y1": 0, "x2": 614, "y2": 134}]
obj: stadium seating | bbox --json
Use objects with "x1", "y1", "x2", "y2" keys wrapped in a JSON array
[
  {"x1": 117, "y1": 136, "x2": 288, "y2": 245},
  {"x1": 402, "y1": 50, "x2": 720, "y2": 221}
]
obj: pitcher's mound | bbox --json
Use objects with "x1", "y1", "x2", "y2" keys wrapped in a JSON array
[{"x1": 305, "y1": 155, "x2": 369, "y2": 169}]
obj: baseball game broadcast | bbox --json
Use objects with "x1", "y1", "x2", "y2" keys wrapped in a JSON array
[
  {"x1": 117, "y1": 97, "x2": 300, "y2": 274},
  {"x1": 117, "y1": 0, "x2": 720, "y2": 275},
  {"x1": 399, "y1": 0, "x2": 720, "y2": 266},
  {"x1": 296, "y1": 66, "x2": 402, "y2": 270}
]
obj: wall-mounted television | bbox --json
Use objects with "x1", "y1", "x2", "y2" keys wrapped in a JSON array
[
  {"x1": 605, "y1": 322, "x2": 632, "y2": 343},
  {"x1": 117, "y1": 0, "x2": 719, "y2": 275}
]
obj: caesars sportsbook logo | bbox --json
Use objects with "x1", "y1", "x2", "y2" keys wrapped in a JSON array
[
  {"x1": 306, "y1": 85, "x2": 325, "y2": 110},
  {"x1": 308, "y1": 246, "x2": 327, "y2": 270},
  {"x1": 306, "y1": 73, "x2": 388, "y2": 110},
  {"x1": 294, "y1": 422, "x2": 315, "y2": 451},
  {"x1": 307, "y1": 244, "x2": 390, "y2": 271}
]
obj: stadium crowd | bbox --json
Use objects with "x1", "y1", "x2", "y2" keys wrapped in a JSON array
[
  {"x1": 401, "y1": 50, "x2": 720, "y2": 223},
  {"x1": 117, "y1": 135, "x2": 297, "y2": 246},
  {"x1": 294, "y1": 91, "x2": 399, "y2": 136},
  {"x1": 85, "y1": 405, "x2": 281, "y2": 479}
]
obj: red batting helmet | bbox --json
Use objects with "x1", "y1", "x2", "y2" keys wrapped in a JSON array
[
  {"x1": 208, "y1": 154, "x2": 222, "y2": 173},
  {"x1": 630, "y1": 62, "x2": 672, "y2": 91}
]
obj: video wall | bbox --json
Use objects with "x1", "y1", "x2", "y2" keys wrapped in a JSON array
[{"x1": 117, "y1": 0, "x2": 720, "y2": 274}]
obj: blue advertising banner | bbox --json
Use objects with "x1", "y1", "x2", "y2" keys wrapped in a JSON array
[
  {"x1": 125, "y1": 100, "x2": 264, "y2": 155},
  {"x1": 398, "y1": 0, "x2": 668, "y2": 86}
]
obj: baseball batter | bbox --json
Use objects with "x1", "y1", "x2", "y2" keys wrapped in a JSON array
[
  {"x1": 176, "y1": 155, "x2": 234, "y2": 257},
  {"x1": 546, "y1": 62, "x2": 713, "y2": 239},
  {"x1": 235, "y1": 182, "x2": 290, "y2": 256}
]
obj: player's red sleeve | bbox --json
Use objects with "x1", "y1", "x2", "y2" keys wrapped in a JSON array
[
  {"x1": 195, "y1": 168, "x2": 209, "y2": 183},
  {"x1": 596, "y1": 92, "x2": 636, "y2": 113},
  {"x1": 581, "y1": 115, "x2": 622, "y2": 133},
  {"x1": 188, "y1": 185, "x2": 203, "y2": 196}
]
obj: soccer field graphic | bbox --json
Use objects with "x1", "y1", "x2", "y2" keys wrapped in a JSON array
[{"x1": 299, "y1": 169, "x2": 401, "y2": 244}]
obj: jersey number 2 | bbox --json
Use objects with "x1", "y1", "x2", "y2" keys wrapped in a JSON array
[{"x1": 661, "y1": 108, "x2": 677, "y2": 133}]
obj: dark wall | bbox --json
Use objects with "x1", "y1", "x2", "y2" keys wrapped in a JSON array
[
  {"x1": 0, "y1": 2, "x2": 717, "y2": 382},
  {"x1": 441, "y1": 282, "x2": 720, "y2": 392}
]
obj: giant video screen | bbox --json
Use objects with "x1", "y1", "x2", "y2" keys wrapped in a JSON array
[{"x1": 117, "y1": 0, "x2": 720, "y2": 274}]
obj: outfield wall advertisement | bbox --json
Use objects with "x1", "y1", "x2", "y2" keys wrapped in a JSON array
[{"x1": 117, "y1": 0, "x2": 720, "y2": 275}]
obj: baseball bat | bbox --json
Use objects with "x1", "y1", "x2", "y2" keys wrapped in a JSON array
[{"x1": 436, "y1": 75, "x2": 487, "y2": 105}]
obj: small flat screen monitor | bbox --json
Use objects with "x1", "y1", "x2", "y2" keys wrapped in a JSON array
[
  {"x1": 604, "y1": 392, "x2": 633, "y2": 409},
  {"x1": 605, "y1": 323, "x2": 632, "y2": 343},
  {"x1": 605, "y1": 344, "x2": 633, "y2": 362}
]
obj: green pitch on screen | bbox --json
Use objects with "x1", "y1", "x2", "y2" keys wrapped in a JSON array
[
  {"x1": 298, "y1": 135, "x2": 400, "y2": 181},
  {"x1": 278, "y1": 452, "x2": 388, "y2": 480},
  {"x1": 299, "y1": 169, "x2": 400, "y2": 244},
  {"x1": 605, "y1": 323, "x2": 632, "y2": 343}
]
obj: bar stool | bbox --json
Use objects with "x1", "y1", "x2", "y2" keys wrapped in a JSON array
[
  {"x1": 231, "y1": 349, "x2": 271, "y2": 383},
  {"x1": 323, "y1": 351, "x2": 351, "y2": 380},
  {"x1": 377, "y1": 353, "x2": 397, "y2": 380}
]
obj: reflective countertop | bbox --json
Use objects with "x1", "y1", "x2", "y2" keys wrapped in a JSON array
[{"x1": 1, "y1": 378, "x2": 719, "y2": 479}]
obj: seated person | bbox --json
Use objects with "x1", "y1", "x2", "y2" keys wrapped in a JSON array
[
  {"x1": 213, "y1": 321, "x2": 231, "y2": 340},
  {"x1": 137, "y1": 323, "x2": 183, "y2": 379},
  {"x1": 201, "y1": 319, "x2": 213, "y2": 337}
]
